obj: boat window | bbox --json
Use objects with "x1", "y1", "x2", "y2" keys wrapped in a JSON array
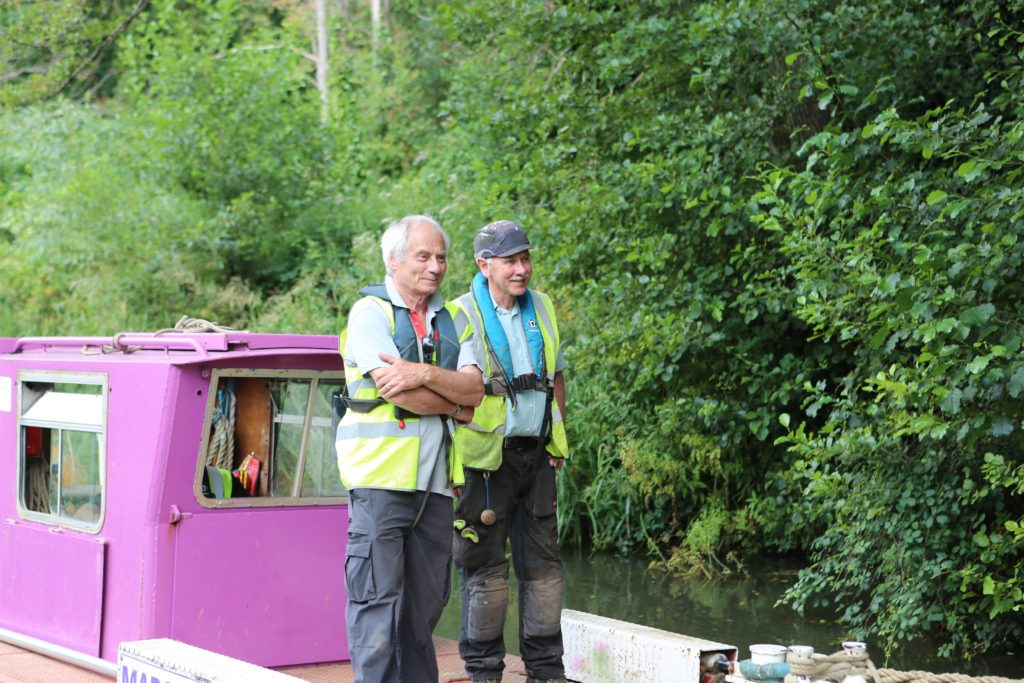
[
  {"x1": 197, "y1": 371, "x2": 346, "y2": 506},
  {"x1": 17, "y1": 375, "x2": 106, "y2": 531}
]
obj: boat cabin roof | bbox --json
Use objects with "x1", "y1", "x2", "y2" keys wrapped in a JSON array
[{"x1": 0, "y1": 332, "x2": 340, "y2": 365}]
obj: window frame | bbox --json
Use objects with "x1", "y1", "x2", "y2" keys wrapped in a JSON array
[
  {"x1": 193, "y1": 368, "x2": 348, "y2": 509},
  {"x1": 16, "y1": 370, "x2": 108, "y2": 533}
]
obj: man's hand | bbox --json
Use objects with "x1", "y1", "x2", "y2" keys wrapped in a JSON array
[
  {"x1": 375, "y1": 352, "x2": 431, "y2": 400},
  {"x1": 549, "y1": 456, "x2": 565, "y2": 471}
]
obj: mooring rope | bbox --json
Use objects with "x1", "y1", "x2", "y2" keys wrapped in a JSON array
[
  {"x1": 26, "y1": 458, "x2": 50, "y2": 512},
  {"x1": 783, "y1": 651, "x2": 1024, "y2": 683},
  {"x1": 154, "y1": 315, "x2": 245, "y2": 335},
  {"x1": 206, "y1": 387, "x2": 236, "y2": 470},
  {"x1": 785, "y1": 651, "x2": 872, "y2": 682},
  {"x1": 86, "y1": 331, "x2": 143, "y2": 355},
  {"x1": 87, "y1": 316, "x2": 247, "y2": 354},
  {"x1": 875, "y1": 674, "x2": 1024, "y2": 683}
]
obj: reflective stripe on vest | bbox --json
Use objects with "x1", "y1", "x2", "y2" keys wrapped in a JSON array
[
  {"x1": 451, "y1": 288, "x2": 568, "y2": 473},
  {"x1": 336, "y1": 290, "x2": 460, "y2": 490}
]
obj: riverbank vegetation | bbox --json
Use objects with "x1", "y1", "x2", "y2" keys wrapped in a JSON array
[{"x1": 2, "y1": 0, "x2": 1023, "y2": 662}]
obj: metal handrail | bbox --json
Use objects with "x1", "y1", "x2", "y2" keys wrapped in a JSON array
[
  {"x1": 12, "y1": 334, "x2": 214, "y2": 357},
  {"x1": 0, "y1": 625, "x2": 117, "y2": 678}
]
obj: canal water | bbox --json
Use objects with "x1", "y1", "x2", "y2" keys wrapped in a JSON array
[{"x1": 436, "y1": 550, "x2": 1023, "y2": 678}]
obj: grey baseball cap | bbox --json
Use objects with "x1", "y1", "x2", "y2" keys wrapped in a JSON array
[{"x1": 473, "y1": 220, "x2": 532, "y2": 259}]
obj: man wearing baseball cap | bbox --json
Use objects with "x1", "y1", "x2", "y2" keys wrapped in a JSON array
[{"x1": 450, "y1": 220, "x2": 570, "y2": 683}]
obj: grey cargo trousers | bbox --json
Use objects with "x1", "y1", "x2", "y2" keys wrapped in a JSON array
[{"x1": 345, "y1": 488, "x2": 453, "y2": 683}]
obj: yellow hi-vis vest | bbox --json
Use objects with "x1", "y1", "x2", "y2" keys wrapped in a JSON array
[
  {"x1": 451, "y1": 288, "x2": 569, "y2": 474},
  {"x1": 335, "y1": 292, "x2": 461, "y2": 490}
]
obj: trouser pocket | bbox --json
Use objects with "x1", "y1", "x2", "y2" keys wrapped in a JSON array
[
  {"x1": 454, "y1": 469, "x2": 500, "y2": 570},
  {"x1": 344, "y1": 536, "x2": 376, "y2": 603},
  {"x1": 454, "y1": 467, "x2": 489, "y2": 524},
  {"x1": 525, "y1": 460, "x2": 557, "y2": 518}
]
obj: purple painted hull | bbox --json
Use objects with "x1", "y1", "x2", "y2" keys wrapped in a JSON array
[{"x1": 0, "y1": 333, "x2": 350, "y2": 666}]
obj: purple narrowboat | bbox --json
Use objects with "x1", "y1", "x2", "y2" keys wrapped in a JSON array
[{"x1": 0, "y1": 329, "x2": 350, "y2": 671}]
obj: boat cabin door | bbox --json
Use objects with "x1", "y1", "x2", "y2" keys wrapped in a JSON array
[{"x1": 2, "y1": 371, "x2": 107, "y2": 656}]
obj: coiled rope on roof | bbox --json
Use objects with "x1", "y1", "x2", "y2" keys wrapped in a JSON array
[
  {"x1": 154, "y1": 315, "x2": 246, "y2": 335},
  {"x1": 93, "y1": 316, "x2": 249, "y2": 354}
]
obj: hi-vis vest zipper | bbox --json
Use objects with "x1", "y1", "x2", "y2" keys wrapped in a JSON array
[
  {"x1": 335, "y1": 287, "x2": 461, "y2": 490},
  {"x1": 451, "y1": 288, "x2": 569, "y2": 474}
]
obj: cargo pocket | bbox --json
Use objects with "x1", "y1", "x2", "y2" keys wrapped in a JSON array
[
  {"x1": 453, "y1": 523, "x2": 489, "y2": 571},
  {"x1": 453, "y1": 470, "x2": 491, "y2": 570},
  {"x1": 454, "y1": 468, "x2": 487, "y2": 524},
  {"x1": 344, "y1": 538, "x2": 376, "y2": 604},
  {"x1": 526, "y1": 462, "x2": 557, "y2": 518}
]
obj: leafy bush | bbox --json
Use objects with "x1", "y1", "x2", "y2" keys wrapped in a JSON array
[
  {"x1": 432, "y1": 0, "x2": 1024, "y2": 657},
  {"x1": 0, "y1": 103, "x2": 254, "y2": 334},
  {"x1": 756, "y1": 59, "x2": 1024, "y2": 656}
]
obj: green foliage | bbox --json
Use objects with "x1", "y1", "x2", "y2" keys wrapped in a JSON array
[
  {"x1": 0, "y1": 0, "x2": 146, "y2": 106},
  {"x1": 662, "y1": 500, "x2": 746, "y2": 581},
  {"x1": 0, "y1": 0, "x2": 475, "y2": 337},
  {"x1": 117, "y1": 0, "x2": 342, "y2": 291},
  {"x1": 0, "y1": 102, "x2": 256, "y2": 334},
  {"x1": 747, "y1": 1, "x2": 1024, "y2": 657},
  {"x1": 432, "y1": 0, "x2": 1024, "y2": 659}
]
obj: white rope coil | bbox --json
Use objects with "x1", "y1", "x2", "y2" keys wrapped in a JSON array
[{"x1": 784, "y1": 651, "x2": 1024, "y2": 683}]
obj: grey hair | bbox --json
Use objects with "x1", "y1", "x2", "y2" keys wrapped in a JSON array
[{"x1": 380, "y1": 215, "x2": 450, "y2": 275}]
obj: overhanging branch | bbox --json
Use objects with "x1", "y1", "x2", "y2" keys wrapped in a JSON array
[{"x1": 56, "y1": 0, "x2": 151, "y2": 96}]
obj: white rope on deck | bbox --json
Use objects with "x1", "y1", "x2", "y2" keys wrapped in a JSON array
[{"x1": 784, "y1": 650, "x2": 1024, "y2": 683}]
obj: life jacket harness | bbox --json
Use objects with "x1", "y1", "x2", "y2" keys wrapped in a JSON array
[
  {"x1": 470, "y1": 271, "x2": 550, "y2": 407},
  {"x1": 340, "y1": 283, "x2": 459, "y2": 420}
]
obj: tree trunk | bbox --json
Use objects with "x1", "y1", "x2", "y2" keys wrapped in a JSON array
[
  {"x1": 314, "y1": 0, "x2": 329, "y2": 124},
  {"x1": 370, "y1": 0, "x2": 381, "y2": 60}
]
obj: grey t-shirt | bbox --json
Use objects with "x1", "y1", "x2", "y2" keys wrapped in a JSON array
[{"x1": 343, "y1": 276, "x2": 476, "y2": 494}]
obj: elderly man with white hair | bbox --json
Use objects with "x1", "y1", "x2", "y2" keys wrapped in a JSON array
[{"x1": 336, "y1": 214, "x2": 483, "y2": 683}]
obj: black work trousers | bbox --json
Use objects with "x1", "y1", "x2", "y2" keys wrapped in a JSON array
[{"x1": 453, "y1": 442, "x2": 564, "y2": 682}]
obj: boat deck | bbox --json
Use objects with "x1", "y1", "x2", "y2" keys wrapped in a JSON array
[
  {"x1": 0, "y1": 637, "x2": 529, "y2": 682},
  {"x1": 282, "y1": 637, "x2": 528, "y2": 682}
]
